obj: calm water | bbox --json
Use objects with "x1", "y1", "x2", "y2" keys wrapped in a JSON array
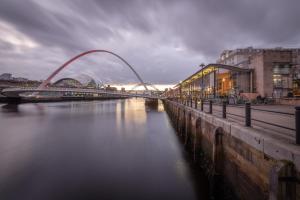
[{"x1": 0, "y1": 98, "x2": 208, "y2": 200}]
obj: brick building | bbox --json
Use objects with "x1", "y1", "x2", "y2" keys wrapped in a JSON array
[{"x1": 217, "y1": 47, "x2": 300, "y2": 97}]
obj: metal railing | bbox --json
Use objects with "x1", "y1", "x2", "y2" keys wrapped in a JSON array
[
  {"x1": 170, "y1": 97, "x2": 299, "y2": 145},
  {"x1": 296, "y1": 107, "x2": 300, "y2": 144}
]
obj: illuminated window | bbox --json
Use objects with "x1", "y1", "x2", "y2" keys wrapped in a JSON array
[{"x1": 273, "y1": 74, "x2": 283, "y2": 88}]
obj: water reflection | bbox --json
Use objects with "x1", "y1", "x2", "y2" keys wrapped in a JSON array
[
  {"x1": 1, "y1": 103, "x2": 46, "y2": 117},
  {"x1": 1, "y1": 104, "x2": 19, "y2": 113},
  {"x1": 0, "y1": 98, "x2": 206, "y2": 200}
]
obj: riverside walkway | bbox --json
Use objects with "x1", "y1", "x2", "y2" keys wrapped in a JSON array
[{"x1": 184, "y1": 100, "x2": 296, "y2": 144}]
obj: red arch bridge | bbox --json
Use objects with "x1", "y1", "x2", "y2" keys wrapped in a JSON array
[{"x1": 1, "y1": 49, "x2": 164, "y2": 100}]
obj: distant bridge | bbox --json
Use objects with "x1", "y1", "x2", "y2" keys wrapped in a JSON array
[
  {"x1": 1, "y1": 87, "x2": 163, "y2": 99},
  {"x1": 1, "y1": 49, "x2": 167, "y2": 100},
  {"x1": 38, "y1": 49, "x2": 149, "y2": 91},
  {"x1": 130, "y1": 83, "x2": 159, "y2": 91}
]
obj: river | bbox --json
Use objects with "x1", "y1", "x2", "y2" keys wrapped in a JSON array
[{"x1": 0, "y1": 98, "x2": 209, "y2": 200}]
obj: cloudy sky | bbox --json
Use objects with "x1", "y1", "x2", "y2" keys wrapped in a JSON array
[{"x1": 0, "y1": 0, "x2": 299, "y2": 84}]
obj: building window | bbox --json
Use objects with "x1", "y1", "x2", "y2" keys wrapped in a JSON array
[
  {"x1": 273, "y1": 64, "x2": 291, "y2": 74},
  {"x1": 273, "y1": 74, "x2": 282, "y2": 88}
]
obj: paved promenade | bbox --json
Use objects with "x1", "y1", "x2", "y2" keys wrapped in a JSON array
[{"x1": 199, "y1": 103, "x2": 296, "y2": 143}]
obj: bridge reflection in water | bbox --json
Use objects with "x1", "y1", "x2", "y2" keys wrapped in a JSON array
[{"x1": 0, "y1": 98, "x2": 209, "y2": 200}]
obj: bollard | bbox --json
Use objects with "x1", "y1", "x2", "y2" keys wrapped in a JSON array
[
  {"x1": 201, "y1": 99, "x2": 204, "y2": 111},
  {"x1": 245, "y1": 102, "x2": 251, "y2": 127},
  {"x1": 209, "y1": 100, "x2": 212, "y2": 114},
  {"x1": 195, "y1": 98, "x2": 198, "y2": 109},
  {"x1": 296, "y1": 106, "x2": 300, "y2": 145},
  {"x1": 222, "y1": 101, "x2": 226, "y2": 118}
]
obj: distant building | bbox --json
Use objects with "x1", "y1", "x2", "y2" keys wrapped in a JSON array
[
  {"x1": 13, "y1": 77, "x2": 29, "y2": 82},
  {"x1": 0, "y1": 73, "x2": 12, "y2": 80},
  {"x1": 52, "y1": 77, "x2": 100, "y2": 89},
  {"x1": 0, "y1": 73, "x2": 29, "y2": 82},
  {"x1": 0, "y1": 73, "x2": 41, "y2": 89},
  {"x1": 105, "y1": 85, "x2": 117, "y2": 92},
  {"x1": 86, "y1": 79, "x2": 97, "y2": 89},
  {"x1": 52, "y1": 78, "x2": 83, "y2": 88}
]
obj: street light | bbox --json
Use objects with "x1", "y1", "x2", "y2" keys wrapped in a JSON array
[
  {"x1": 179, "y1": 80, "x2": 182, "y2": 103},
  {"x1": 200, "y1": 63, "x2": 205, "y2": 99}
]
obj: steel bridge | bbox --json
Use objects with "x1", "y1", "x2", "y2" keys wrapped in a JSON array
[
  {"x1": 37, "y1": 49, "x2": 149, "y2": 91},
  {"x1": 1, "y1": 49, "x2": 164, "y2": 100},
  {"x1": 1, "y1": 87, "x2": 163, "y2": 99},
  {"x1": 130, "y1": 83, "x2": 159, "y2": 91}
]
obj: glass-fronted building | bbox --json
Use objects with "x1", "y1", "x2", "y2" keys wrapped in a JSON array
[{"x1": 170, "y1": 64, "x2": 252, "y2": 100}]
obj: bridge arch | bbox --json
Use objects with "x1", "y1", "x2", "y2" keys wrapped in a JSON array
[
  {"x1": 131, "y1": 83, "x2": 159, "y2": 91},
  {"x1": 38, "y1": 50, "x2": 148, "y2": 90}
]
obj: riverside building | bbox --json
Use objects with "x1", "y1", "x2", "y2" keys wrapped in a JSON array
[{"x1": 166, "y1": 47, "x2": 300, "y2": 100}]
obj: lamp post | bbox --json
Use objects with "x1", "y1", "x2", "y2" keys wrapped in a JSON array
[
  {"x1": 179, "y1": 81, "x2": 182, "y2": 103},
  {"x1": 200, "y1": 63, "x2": 205, "y2": 99}
]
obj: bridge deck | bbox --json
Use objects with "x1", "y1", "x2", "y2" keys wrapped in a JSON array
[{"x1": 1, "y1": 87, "x2": 164, "y2": 99}]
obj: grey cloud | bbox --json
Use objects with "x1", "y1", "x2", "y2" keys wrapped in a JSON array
[
  {"x1": 160, "y1": 0, "x2": 300, "y2": 55},
  {"x1": 0, "y1": 0, "x2": 299, "y2": 84}
]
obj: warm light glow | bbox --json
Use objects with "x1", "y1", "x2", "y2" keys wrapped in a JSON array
[
  {"x1": 111, "y1": 84, "x2": 175, "y2": 91},
  {"x1": 182, "y1": 66, "x2": 217, "y2": 86}
]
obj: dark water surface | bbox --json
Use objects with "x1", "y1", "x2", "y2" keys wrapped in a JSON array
[{"x1": 0, "y1": 99, "x2": 209, "y2": 200}]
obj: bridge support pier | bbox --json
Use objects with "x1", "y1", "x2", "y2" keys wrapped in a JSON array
[
  {"x1": 145, "y1": 98, "x2": 159, "y2": 109},
  {"x1": 4, "y1": 97, "x2": 21, "y2": 104}
]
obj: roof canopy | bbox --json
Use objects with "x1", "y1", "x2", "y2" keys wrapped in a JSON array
[{"x1": 176, "y1": 63, "x2": 250, "y2": 87}]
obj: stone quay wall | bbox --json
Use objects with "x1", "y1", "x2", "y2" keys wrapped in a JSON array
[{"x1": 163, "y1": 100, "x2": 300, "y2": 200}]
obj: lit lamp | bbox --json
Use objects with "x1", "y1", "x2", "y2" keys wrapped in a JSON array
[{"x1": 222, "y1": 78, "x2": 226, "y2": 95}]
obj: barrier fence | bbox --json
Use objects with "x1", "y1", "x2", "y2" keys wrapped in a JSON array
[{"x1": 169, "y1": 98, "x2": 299, "y2": 145}]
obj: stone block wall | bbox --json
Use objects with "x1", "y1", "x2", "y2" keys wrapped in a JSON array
[{"x1": 163, "y1": 100, "x2": 300, "y2": 200}]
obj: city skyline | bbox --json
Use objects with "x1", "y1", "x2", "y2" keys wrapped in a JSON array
[{"x1": 0, "y1": 72, "x2": 175, "y2": 91}]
